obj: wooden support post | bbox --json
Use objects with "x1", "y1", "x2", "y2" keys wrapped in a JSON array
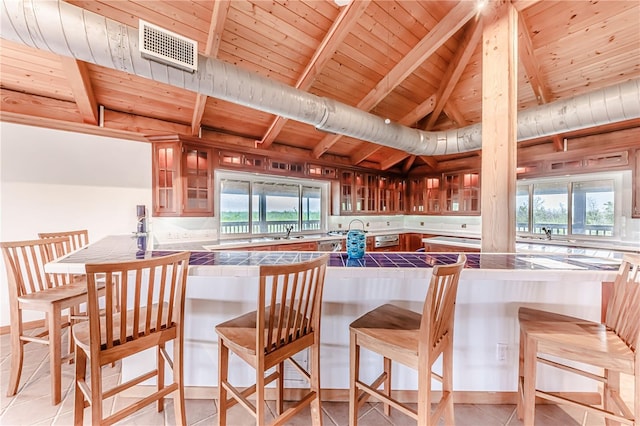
[{"x1": 481, "y1": 0, "x2": 518, "y2": 253}]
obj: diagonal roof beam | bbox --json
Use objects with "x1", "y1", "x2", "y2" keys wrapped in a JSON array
[
  {"x1": 190, "y1": 0, "x2": 230, "y2": 136},
  {"x1": 517, "y1": 9, "x2": 564, "y2": 151},
  {"x1": 402, "y1": 155, "x2": 416, "y2": 174},
  {"x1": 313, "y1": 1, "x2": 478, "y2": 158},
  {"x1": 511, "y1": 0, "x2": 543, "y2": 12},
  {"x1": 59, "y1": 56, "x2": 98, "y2": 125},
  {"x1": 425, "y1": 17, "x2": 483, "y2": 130},
  {"x1": 258, "y1": 0, "x2": 371, "y2": 149},
  {"x1": 419, "y1": 155, "x2": 440, "y2": 171},
  {"x1": 380, "y1": 151, "x2": 410, "y2": 171},
  {"x1": 350, "y1": 144, "x2": 382, "y2": 165},
  {"x1": 349, "y1": 94, "x2": 436, "y2": 165},
  {"x1": 517, "y1": 10, "x2": 551, "y2": 104}
]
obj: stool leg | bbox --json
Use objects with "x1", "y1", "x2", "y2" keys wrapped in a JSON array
[
  {"x1": 157, "y1": 344, "x2": 165, "y2": 412},
  {"x1": 310, "y1": 338, "x2": 322, "y2": 426},
  {"x1": 383, "y1": 356, "x2": 391, "y2": 416},
  {"x1": 256, "y1": 358, "x2": 266, "y2": 425},
  {"x1": 48, "y1": 306, "x2": 62, "y2": 405},
  {"x1": 218, "y1": 338, "x2": 228, "y2": 426},
  {"x1": 417, "y1": 352, "x2": 432, "y2": 426},
  {"x1": 276, "y1": 362, "x2": 284, "y2": 415},
  {"x1": 7, "y1": 309, "x2": 24, "y2": 397},
  {"x1": 604, "y1": 369, "x2": 620, "y2": 426},
  {"x1": 443, "y1": 336, "x2": 455, "y2": 426},
  {"x1": 523, "y1": 335, "x2": 537, "y2": 426},
  {"x1": 74, "y1": 345, "x2": 87, "y2": 426},
  {"x1": 349, "y1": 331, "x2": 359, "y2": 426},
  {"x1": 516, "y1": 328, "x2": 525, "y2": 420}
]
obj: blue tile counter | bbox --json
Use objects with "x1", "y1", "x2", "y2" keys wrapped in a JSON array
[
  {"x1": 49, "y1": 234, "x2": 621, "y2": 397},
  {"x1": 49, "y1": 234, "x2": 622, "y2": 278}
]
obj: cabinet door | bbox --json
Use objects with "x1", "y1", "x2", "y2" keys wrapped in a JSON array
[
  {"x1": 153, "y1": 143, "x2": 180, "y2": 216},
  {"x1": 340, "y1": 171, "x2": 354, "y2": 213},
  {"x1": 182, "y1": 146, "x2": 213, "y2": 215},
  {"x1": 444, "y1": 171, "x2": 480, "y2": 214}
]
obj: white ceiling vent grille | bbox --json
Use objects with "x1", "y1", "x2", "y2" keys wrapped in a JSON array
[{"x1": 139, "y1": 20, "x2": 197, "y2": 72}]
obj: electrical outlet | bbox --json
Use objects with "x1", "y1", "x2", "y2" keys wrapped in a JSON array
[
  {"x1": 386, "y1": 221, "x2": 390, "y2": 226},
  {"x1": 496, "y1": 343, "x2": 507, "y2": 361}
]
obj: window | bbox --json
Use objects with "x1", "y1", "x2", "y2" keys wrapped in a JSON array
[
  {"x1": 217, "y1": 171, "x2": 327, "y2": 237},
  {"x1": 516, "y1": 172, "x2": 621, "y2": 238}
]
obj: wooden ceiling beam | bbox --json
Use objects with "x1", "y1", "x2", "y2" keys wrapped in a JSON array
[
  {"x1": 190, "y1": 0, "x2": 230, "y2": 136},
  {"x1": 259, "y1": 0, "x2": 370, "y2": 149},
  {"x1": 517, "y1": 10, "x2": 552, "y2": 104},
  {"x1": 402, "y1": 155, "x2": 416, "y2": 174},
  {"x1": 418, "y1": 155, "x2": 440, "y2": 171},
  {"x1": 59, "y1": 57, "x2": 98, "y2": 125},
  {"x1": 380, "y1": 151, "x2": 410, "y2": 171},
  {"x1": 313, "y1": 1, "x2": 478, "y2": 158},
  {"x1": 425, "y1": 17, "x2": 483, "y2": 130},
  {"x1": 511, "y1": 0, "x2": 544, "y2": 12},
  {"x1": 350, "y1": 143, "x2": 382, "y2": 165}
]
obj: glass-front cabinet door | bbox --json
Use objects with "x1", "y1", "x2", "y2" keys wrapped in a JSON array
[
  {"x1": 153, "y1": 143, "x2": 180, "y2": 215},
  {"x1": 183, "y1": 146, "x2": 213, "y2": 215}
]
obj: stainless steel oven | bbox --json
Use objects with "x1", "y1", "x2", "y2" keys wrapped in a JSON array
[{"x1": 374, "y1": 234, "x2": 400, "y2": 249}]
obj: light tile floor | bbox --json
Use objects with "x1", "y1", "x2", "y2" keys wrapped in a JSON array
[{"x1": 0, "y1": 328, "x2": 629, "y2": 425}]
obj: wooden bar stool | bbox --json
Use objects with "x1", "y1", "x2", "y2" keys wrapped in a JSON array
[
  {"x1": 349, "y1": 254, "x2": 466, "y2": 425},
  {"x1": 215, "y1": 254, "x2": 329, "y2": 426},
  {"x1": 517, "y1": 253, "x2": 639, "y2": 426},
  {"x1": 72, "y1": 251, "x2": 191, "y2": 425},
  {"x1": 39, "y1": 229, "x2": 92, "y2": 353},
  {"x1": 1, "y1": 237, "x2": 90, "y2": 405}
]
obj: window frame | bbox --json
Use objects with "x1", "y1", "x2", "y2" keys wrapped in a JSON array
[
  {"x1": 516, "y1": 171, "x2": 624, "y2": 240},
  {"x1": 215, "y1": 170, "x2": 329, "y2": 239}
]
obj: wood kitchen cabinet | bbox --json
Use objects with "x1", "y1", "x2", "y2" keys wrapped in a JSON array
[
  {"x1": 339, "y1": 170, "x2": 405, "y2": 215},
  {"x1": 408, "y1": 176, "x2": 440, "y2": 214},
  {"x1": 152, "y1": 142, "x2": 213, "y2": 217},
  {"x1": 378, "y1": 176, "x2": 405, "y2": 213},
  {"x1": 443, "y1": 171, "x2": 480, "y2": 214}
]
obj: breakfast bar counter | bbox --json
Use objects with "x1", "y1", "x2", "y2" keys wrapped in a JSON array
[{"x1": 47, "y1": 235, "x2": 621, "y2": 400}]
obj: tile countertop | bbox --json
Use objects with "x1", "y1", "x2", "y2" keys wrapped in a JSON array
[
  {"x1": 46, "y1": 235, "x2": 624, "y2": 280},
  {"x1": 423, "y1": 235, "x2": 640, "y2": 256}
]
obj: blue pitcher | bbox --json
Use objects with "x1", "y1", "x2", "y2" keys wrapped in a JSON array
[{"x1": 346, "y1": 219, "x2": 366, "y2": 259}]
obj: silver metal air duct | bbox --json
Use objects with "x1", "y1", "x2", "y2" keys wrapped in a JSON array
[{"x1": 2, "y1": 0, "x2": 639, "y2": 156}]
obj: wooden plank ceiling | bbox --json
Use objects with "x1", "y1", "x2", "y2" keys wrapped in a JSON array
[{"x1": 1, "y1": 0, "x2": 639, "y2": 174}]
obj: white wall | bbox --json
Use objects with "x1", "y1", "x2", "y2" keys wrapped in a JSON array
[{"x1": 0, "y1": 122, "x2": 152, "y2": 327}]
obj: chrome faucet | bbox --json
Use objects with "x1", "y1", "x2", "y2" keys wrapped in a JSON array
[
  {"x1": 542, "y1": 227, "x2": 552, "y2": 240},
  {"x1": 285, "y1": 225, "x2": 294, "y2": 239}
]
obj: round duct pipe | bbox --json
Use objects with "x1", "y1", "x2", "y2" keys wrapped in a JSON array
[{"x1": 1, "y1": 0, "x2": 639, "y2": 155}]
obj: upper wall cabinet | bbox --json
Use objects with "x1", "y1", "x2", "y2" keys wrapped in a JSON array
[
  {"x1": 443, "y1": 171, "x2": 480, "y2": 214},
  {"x1": 338, "y1": 170, "x2": 405, "y2": 215},
  {"x1": 152, "y1": 142, "x2": 213, "y2": 217}
]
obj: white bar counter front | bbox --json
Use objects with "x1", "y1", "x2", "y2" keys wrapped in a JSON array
[{"x1": 47, "y1": 235, "x2": 622, "y2": 400}]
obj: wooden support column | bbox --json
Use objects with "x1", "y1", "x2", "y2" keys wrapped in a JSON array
[{"x1": 481, "y1": 0, "x2": 518, "y2": 253}]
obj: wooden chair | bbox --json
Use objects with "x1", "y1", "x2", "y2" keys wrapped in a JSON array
[
  {"x1": 215, "y1": 253, "x2": 330, "y2": 426},
  {"x1": 349, "y1": 254, "x2": 467, "y2": 425},
  {"x1": 38, "y1": 229, "x2": 92, "y2": 353},
  {"x1": 38, "y1": 229, "x2": 89, "y2": 253},
  {"x1": 72, "y1": 251, "x2": 191, "y2": 425},
  {"x1": 1, "y1": 237, "x2": 91, "y2": 405},
  {"x1": 517, "y1": 253, "x2": 639, "y2": 426}
]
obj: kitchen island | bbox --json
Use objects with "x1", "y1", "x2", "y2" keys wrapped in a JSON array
[{"x1": 48, "y1": 235, "x2": 621, "y2": 402}]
